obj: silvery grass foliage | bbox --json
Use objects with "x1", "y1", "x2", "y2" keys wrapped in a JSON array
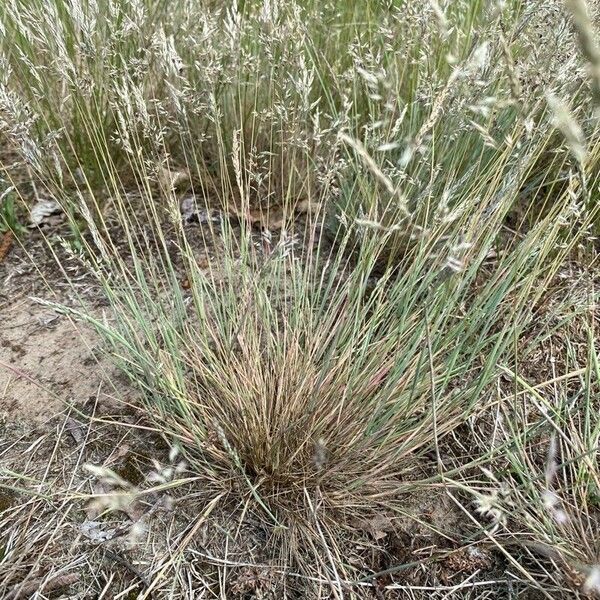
[
  {"x1": 0, "y1": 0, "x2": 595, "y2": 216},
  {"x1": 1, "y1": 0, "x2": 600, "y2": 594}
]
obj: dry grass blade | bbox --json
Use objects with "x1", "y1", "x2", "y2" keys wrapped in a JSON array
[{"x1": 6, "y1": 573, "x2": 80, "y2": 600}]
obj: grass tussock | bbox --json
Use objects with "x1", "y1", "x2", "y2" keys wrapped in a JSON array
[{"x1": 1, "y1": 0, "x2": 600, "y2": 597}]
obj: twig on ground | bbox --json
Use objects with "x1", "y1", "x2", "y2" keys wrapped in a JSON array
[{"x1": 6, "y1": 572, "x2": 80, "y2": 600}]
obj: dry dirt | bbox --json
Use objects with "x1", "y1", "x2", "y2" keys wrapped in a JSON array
[
  {"x1": 0, "y1": 228, "x2": 126, "y2": 426},
  {"x1": 1, "y1": 302, "x2": 112, "y2": 424}
]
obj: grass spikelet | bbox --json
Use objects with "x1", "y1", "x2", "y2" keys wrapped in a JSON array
[
  {"x1": 566, "y1": 0, "x2": 600, "y2": 107},
  {"x1": 547, "y1": 94, "x2": 587, "y2": 165}
]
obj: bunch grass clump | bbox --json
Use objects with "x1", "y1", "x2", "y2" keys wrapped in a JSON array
[{"x1": 1, "y1": 0, "x2": 600, "y2": 595}]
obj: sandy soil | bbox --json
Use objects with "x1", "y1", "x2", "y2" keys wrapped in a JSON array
[
  {"x1": 0, "y1": 228, "x2": 124, "y2": 425},
  {"x1": 1, "y1": 301, "x2": 108, "y2": 423}
]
